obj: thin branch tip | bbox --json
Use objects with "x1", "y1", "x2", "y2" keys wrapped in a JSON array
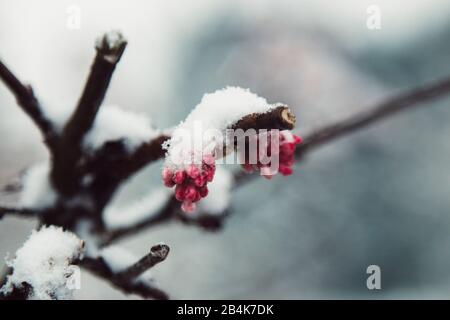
[
  {"x1": 150, "y1": 243, "x2": 170, "y2": 260},
  {"x1": 95, "y1": 31, "x2": 127, "y2": 63}
]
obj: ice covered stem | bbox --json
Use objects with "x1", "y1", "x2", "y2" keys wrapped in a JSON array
[
  {"x1": 162, "y1": 154, "x2": 216, "y2": 213},
  {"x1": 242, "y1": 130, "x2": 302, "y2": 179}
]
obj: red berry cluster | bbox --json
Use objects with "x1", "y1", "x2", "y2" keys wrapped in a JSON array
[
  {"x1": 241, "y1": 130, "x2": 302, "y2": 179},
  {"x1": 162, "y1": 154, "x2": 216, "y2": 213}
]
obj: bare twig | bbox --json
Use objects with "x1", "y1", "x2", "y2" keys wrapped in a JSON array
[
  {"x1": 232, "y1": 105, "x2": 295, "y2": 131},
  {"x1": 80, "y1": 254, "x2": 169, "y2": 300},
  {"x1": 0, "y1": 206, "x2": 37, "y2": 219},
  {"x1": 0, "y1": 60, "x2": 57, "y2": 149},
  {"x1": 116, "y1": 244, "x2": 170, "y2": 279},
  {"x1": 297, "y1": 76, "x2": 450, "y2": 156}
]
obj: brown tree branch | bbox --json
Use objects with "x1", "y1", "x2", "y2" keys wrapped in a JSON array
[
  {"x1": 100, "y1": 197, "x2": 179, "y2": 245},
  {"x1": 297, "y1": 76, "x2": 450, "y2": 156},
  {"x1": 80, "y1": 251, "x2": 169, "y2": 300},
  {"x1": 0, "y1": 206, "x2": 37, "y2": 220},
  {"x1": 101, "y1": 76, "x2": 450, "y2": 244},
  {"x1": 88, "y1": 106, "x2": 295, "y2": 184},
  {"x1": 232, "y1": 105, "x2": 295, "y2": 131},
  {"x1": 51, "y1": 31, "x2": 127, "y2": 196},
  {"x1": 0, "y1": 60, "x2": 57, "y2": 149},
  {"x1": 116, "y1": 243, "x2": 170, "y2": 279},
  {"x1": 81, "y1": 106, "x2": 296, "y2": 224}
]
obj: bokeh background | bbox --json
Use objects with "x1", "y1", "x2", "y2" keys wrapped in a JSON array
[{"x1": 1, "y1": 0, "x2": 450, "y2": 299}]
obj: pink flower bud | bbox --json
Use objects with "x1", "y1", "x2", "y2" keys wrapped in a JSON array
[
  {"x1": 194, "y1": 175, "x2": 205, "y2": 187},
  {"x1": 203, "y1": 154, "x2": 215, "y2": 166},
  {"x1": 162, "y1": 168, "x2": 175, "y2": 187},
  {"x1": 203, "y1": 166, "x2": 215, "y2": 182},
  {"x1": 175, "y1": 185, "x2": 186, "y2": 201},
  {"x1": 172, "y1": 170, "x2": 186, "y2": 185},
  {"x1": 242, "y1": 163, "x2": 254, "y2": 173},
  {"x1": 184, "y1": 185, "x2": 199, "y2": 202},
  {"x1": 280, "y1": 143, "x2": 295, "y2": 154},
  {"x1": 293, "y1": 134, "x2": 302, "y2": 145},
  {"x1": 279, "y1": 165, "x2": 293, "y2": 176},
  {"x1": 199, "y1": 186, "x2": 208, "y2": 198},
  {"x1": 181, "y1": 201, "x2": 196, "y2": 213},
  {"x1": 186, "y1": 165, "x2": 200, "y2": 179}
]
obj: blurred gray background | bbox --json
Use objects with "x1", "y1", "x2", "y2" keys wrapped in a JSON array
[{"x1": 1, "y1": 0, "x2": 450, "y2": 299}]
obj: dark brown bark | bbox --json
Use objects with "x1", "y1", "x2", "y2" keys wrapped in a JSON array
[{"x1": 116, "y1": 243, "x2": 170, "y2": 279}]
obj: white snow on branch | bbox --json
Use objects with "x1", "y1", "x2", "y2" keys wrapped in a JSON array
[
  {"x1": 1, "y1": 226, "x2": 84, "y2": 300},
  {"x1": 20, "y1": 161, "x2": 57, "y2": 209},
  {"x1": 163, "y1": 87, "x2": 277, "y2": 169},
  {"x1": 197, "y1": 166, "x2": 233, "y2": 215},
  {"x1": 84, "y1": 105, "x2": 160, "y2": 152},
  {"x1": 95, "y1": 30, "x2": 125, "y2": 52},
  {"x1": 103, "y1": 187, "x2": 172, "y2": 230}
]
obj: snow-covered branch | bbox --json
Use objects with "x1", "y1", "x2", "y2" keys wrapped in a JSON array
[
  {"x1": 0, "y1": 226, "x2": 84, "y2": 300},
  {"x1": 100, "y1": 75, "x2": 450, "y2": 245}
]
